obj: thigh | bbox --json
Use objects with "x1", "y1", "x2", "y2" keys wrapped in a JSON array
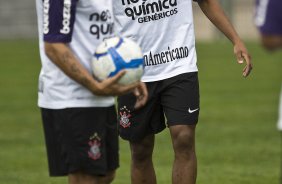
[
  {"x1": 41, "y1": 108, "x2": 68, "y2": 176},
  {"x1": 169, "y1": 125, "x2": 196, "y2": 156},
  {"x1": 41, "y1": 107, "x2": 119, "y2": 176},
  {"x1": 105, "y1": 107, "x2": 119, "y2": 171},
  {"x1": 161, "y1": 72, "x2": 200, "y2": 126}
]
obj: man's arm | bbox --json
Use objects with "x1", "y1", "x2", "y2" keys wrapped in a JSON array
[
  {"x1": 44, "y1": 42, "x2": 139, "y2": 96},
  {"x1": 197, "y1": 0, "x2": 253, "y2": 77}
]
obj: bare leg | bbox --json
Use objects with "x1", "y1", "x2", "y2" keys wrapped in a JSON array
[
  {"x1": 261, "y1": 35, "x2": 282, "y2": 51},
  {"x1": 130, "y1": 134, "x2": 156, "y2": 184},
  {"x1": 170, "y1": 125, "x2": 197, "y2": 184},
  {"x1": 68, "y1": 171, "x2": 115, "y2": 184}
]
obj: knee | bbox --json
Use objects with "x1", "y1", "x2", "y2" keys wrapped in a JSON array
[
  {"x1": 106, "y1": 171, "x2": 116, "y2": 183},
  {"x1": 172, "y1": 130, "x2": 195, "y2": 158},
  {"x1": 261, "y1": 35, "x2": 282, "y2": 51},
  {"x1": 69, "y1": 171, "x2": 116, "y2": 184},
  {"x1": 130, "y1": 139, "x2": 154, "y2": 165},
  {"x1": 175, "y1": 132, "x2": 194, "y2": 151},
  {"x1": 262, "y1": 41, "x2": 276, "y2": 51},
  {"x1": 101, "y1": 171, "x2": 116, "y2": 184},
  {"x1": 131, "y1": 146, "x2": 153, "y2": 164}
]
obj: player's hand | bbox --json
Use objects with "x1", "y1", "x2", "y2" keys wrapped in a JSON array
[
  {"x1": 93, "y1": 70, "x2": 139, "y2": 96},
  {"x1": 133, "y1": 82, "x2": 148, "y2": 110},
  {"x1": 233, "y1": 41, "x2": 253, "y2": 77}
]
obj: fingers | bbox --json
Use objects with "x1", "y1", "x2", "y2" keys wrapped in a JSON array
[
  {"x1": 133, "y1": 83, "x2": 148, "y2": 109},
  {"x1": 95, "y1": 71, "x2": 145, "y2": 96},
  {"x1": 235, "y1": 51, "x2": 244, "y2": 64},
  {"x1": 138, "y1": 82, "x2": 148, "y2": 99},
  {"x1": 106, "y1": 70, "x2": 126, "y2": 85},
  {"x1": 133, "y1": 88, "x2": 140, "y2": 97},
  {"x1": 134, "y1": 100, "x2": 144, "y2": 110},
  {"x1": 234, "y1": 44, "x2": 253, "y2": 78},
  {"x1": 127, "y1": 81, "x2": 140, "y2": 89},
  {"x1": 111, "y1": 81, "x2": 140, "y2": 96},
  {"x1": 242, "y1": 63, "x2": 252, "y2": 77},
  {"x1": 242, "y1": 52, "x2": 253, "y2": 78}
]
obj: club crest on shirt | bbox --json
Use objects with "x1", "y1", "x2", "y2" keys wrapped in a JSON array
[
  {"x1": 119, "y1": 106, "x2": 132, "y2": 128},
  {"x1": 88, "y1": 133, "x2": 102, "y2": 160}
]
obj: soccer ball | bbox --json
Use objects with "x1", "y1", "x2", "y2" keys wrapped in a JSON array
[{"x1": 92, "y1": 36, "x2": 144, "y2": 85}]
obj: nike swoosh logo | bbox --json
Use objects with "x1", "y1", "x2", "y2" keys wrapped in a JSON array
[{"x1": 188, "y1": 108, "x2": 199, "y2": 113}]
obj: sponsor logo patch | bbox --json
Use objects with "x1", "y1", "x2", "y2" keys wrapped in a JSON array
[
  {"x1": 120, "y1": 0, "x2": 178, "y2": 24},
  {"x1": 60, "y1": 0, "x2": 72, "y2": 34},
  {"x1": 43, "y1": 0, "x2": 50, "y2": 34}
]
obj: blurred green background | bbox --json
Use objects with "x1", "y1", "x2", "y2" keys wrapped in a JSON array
[
  {"x1": 0, "y1": 40, "x2": 281, "y2": 184},
  {"x1": 0, "y1": 0, "x2": 281, "y2": 183}
]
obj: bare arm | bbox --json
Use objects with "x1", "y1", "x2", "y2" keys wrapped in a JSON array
[
  {"x1": 44, "y1": 42, "x2": 138, "y2": 96},
  {"x1": 197, "y1": 0, "x2": 253, "y2": 77}
]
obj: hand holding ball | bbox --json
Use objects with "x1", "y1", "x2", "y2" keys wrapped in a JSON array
[{"x1": 92, "y1": 37, "x2": 144, "y2": 85}]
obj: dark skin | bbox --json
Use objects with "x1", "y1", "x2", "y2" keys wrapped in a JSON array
[
  {"x1": 260, "y1": 35, "x2": 282, "y2": 51},
  {"x1": 198, "y1": 0, "x2": 253, "y2": 77},
  {"x1": 44, "y1": 42, "x2": 148, "y2": 108},
  {"x1": 129, "y1": 0, "x2": 252, "y2": 184},
  {"x1": 44, "y1": 42, "x2": 148, "y2": 184}
]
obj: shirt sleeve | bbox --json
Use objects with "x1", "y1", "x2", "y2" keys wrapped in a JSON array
[{"x1": 43, "y1": 0, "x2": 78, "y2": 43}]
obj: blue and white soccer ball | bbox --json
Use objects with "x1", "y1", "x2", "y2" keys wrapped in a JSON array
[{"x1": 92, "y1": 37, "x2": 144, "y2": 85}]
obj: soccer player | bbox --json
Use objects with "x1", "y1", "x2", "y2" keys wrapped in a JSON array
[
  {"x1": 36, "y1": 0, "x2": 147, "y2": 184},
  {"x1": 255, "y1": 0, "x2": 282, "y2": 127},
  {"x1": 255, "y1": 1, "x2": 282, "y2": 183},
  {"x1": 254, "y1": 0, "x2": 282, "y2": 51},
  {"x1": 113, "y1": 0, "x2": 252, "y2": 183}
]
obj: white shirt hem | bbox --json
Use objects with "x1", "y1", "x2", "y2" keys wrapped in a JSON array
[
  {"x1": 141, "y1": 68, "x2": 198, "y2": 82},
  {"x1": 38, "y1": 99, "x2": 115, "y2": 109}
]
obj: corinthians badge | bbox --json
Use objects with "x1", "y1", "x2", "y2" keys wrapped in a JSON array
[
  {"x1": 119, "y1": 106, "x2": 132, "y2": 128},
  {"x1": 88, "y1": 133, "x2": 102, "y2": 160}
]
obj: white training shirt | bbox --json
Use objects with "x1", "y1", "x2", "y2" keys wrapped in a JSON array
[
  {"x1": 36, "y1": 0, "x2": 115, "y2": 109},
  {"x1": 113, "y1": 0, "x2": 198, "y2": 82}
]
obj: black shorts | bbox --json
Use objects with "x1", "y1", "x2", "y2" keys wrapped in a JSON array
[
  {"x1": 40, "y1": 106, "x2": 119, "y2": 176},
  {"x1": 118, "y1": 72, "x2": 200, "y2": 142}
]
